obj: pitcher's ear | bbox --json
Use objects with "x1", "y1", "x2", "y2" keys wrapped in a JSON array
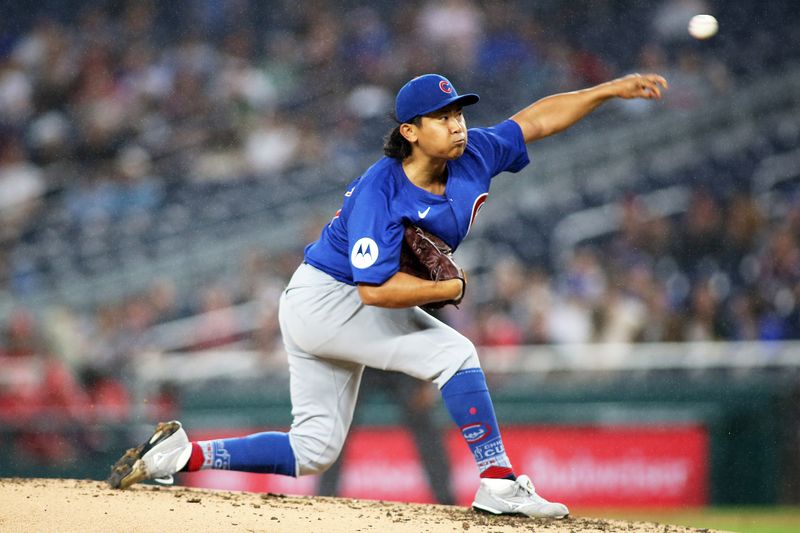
[{"x1": 400, "y1": 122, "x2": 418, "y2": 143}]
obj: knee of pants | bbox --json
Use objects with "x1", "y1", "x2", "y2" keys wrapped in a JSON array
[
  {"x1": 432, "y1": 338, "x2": 481, "y2": 388},
  {"x1": 289, "y1": 429, "x2": 345, "y2": 476},
  {"x1": 457, "y1": 343, "x2": 481, "y2": 371}
]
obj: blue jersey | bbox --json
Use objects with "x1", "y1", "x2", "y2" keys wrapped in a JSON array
[{"x1": 304, "y1": 119, "x2": 529, "y2": 285}]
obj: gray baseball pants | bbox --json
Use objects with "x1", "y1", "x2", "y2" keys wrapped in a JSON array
[{"x1": 278, "y1": 262, "x2": 480, "y2": 476}]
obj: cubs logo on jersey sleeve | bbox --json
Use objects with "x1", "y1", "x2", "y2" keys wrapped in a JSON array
[{"x1": 350, "y1": 237, "x2": 379, "y2": 269}]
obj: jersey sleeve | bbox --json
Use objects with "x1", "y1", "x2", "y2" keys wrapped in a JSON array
[
  {"x1": 346, "y1": 184, "x2": 404, "y2": 285},
  {"x1": 467, "y1": 119, "x2": 530, "y2": 176}
]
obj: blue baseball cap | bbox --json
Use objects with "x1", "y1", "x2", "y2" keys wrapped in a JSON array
[{"x1": 395, "y1": 74, "x2": 480, "y2": 123}]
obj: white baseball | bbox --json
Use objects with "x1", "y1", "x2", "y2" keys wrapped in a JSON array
[{"x1": 688, "y1": 14, "x2": 718, "y2": 40}]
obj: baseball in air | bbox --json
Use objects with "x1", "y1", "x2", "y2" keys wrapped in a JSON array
[{"x1": 688, "y1": 14, "x2": 718, "y2": 39}]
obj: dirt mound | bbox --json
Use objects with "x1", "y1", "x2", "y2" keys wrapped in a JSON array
[{"x1": 0, "y1": 478, "x2": 724, "y2": 532}]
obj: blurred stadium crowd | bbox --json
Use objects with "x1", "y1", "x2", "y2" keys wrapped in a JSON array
[{"x1": 1, "y1": 0, "x2": 800, "y2": 461}]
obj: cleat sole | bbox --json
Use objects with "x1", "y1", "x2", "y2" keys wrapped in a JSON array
[{"x1": 106, "y1": 422, "x2": 182, "y2": 490}]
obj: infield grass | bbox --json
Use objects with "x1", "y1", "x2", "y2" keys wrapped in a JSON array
[{"x1": 576, "y1": 506, "x2": 800, "y2": 533}]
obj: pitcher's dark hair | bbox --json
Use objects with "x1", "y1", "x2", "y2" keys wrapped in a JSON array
[{"x1": 383, "y1": 115, "x2": 422, "y2": 160}]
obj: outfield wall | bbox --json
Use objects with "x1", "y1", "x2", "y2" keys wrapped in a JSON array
[
  {"x1": 169, "y1": 372, "x2": 795, "y2": 506},
  {"x1": 1, "y1": 344, "x2": 798, "y2": 506}
]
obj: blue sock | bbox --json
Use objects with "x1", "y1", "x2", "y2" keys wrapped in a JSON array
[
  {"x1": 441, "y1": 368, "x2": 515, "y2": 479},
  {"x1": 197, "y1": 432, "x2": 296, "y2": 477}
]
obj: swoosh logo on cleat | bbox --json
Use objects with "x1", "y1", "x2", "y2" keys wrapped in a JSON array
[{"x1": 152, "y1": 452, "x2": 170, "y2": 470}]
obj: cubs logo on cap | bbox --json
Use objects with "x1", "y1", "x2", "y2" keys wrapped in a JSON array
[{"x1": 395, "y1": 74, "x2": 479, "y2": 123}]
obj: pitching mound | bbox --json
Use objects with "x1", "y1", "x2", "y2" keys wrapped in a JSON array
[{"x1": 0, "y1": 478, "x2": 724, "y2": 532}]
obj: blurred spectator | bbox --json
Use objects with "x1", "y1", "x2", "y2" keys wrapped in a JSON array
[
  {"x1": 760, "y1": 226, "x2": 800, "y2": 288},
  {"x1": 260, "y1": 31, "x2": 303, "y2": 98},
  {"x1": 559, "y1": 247, "x2": 607, "y2": 305},
  {"x1": 569, "y1": 44, "x2": 614, "y2": 88},
  {"x1": 0, "y1": 56, "x2": 33, "y2": 125},
  {"x1": 720, "y1": 192, "x2": 764, "y2": 282},
  {"x1": 684, "y1": 280, "x2": 728, "y2": 341},
  {"x1": 93, "y1": 296, "x2": 155, "y2": 380},
  {"x1": 80, "y1": 367, "x2": 131, "y2": 423},
  {"x1": 474, "y1": 306, "x2": 524, "y2": 347},
  {"x1": 41, "y1": 305, "x2": 91, "y2": 372},
  {"x1": 638, "y1": 280, "x2": 684, "y2": 342},
  {"x1": 191, "y1": 283, "x2": 240, "y2": 349},
  {"x1": 64, "y1": 166, "x2": 119, "y2": 226},
  {"x1": 786, "y1": 282, "x2": 800, "y2": 339},
  {"x1": 0, "y1": 310, "x2": 91, "y2": 464},
  {"x1": 252, "y1": 303, "x2": 284, "y2": 365},
  {"x1": 547, "y1": 291, "x2": 594, "y2": 344},
  {"x1": 416, "y1": 0, "x2": 484, "y2": 73},
  {"x1": 237, "y1": 248, "x2": 285, "y2": 303},
  {"x1": 0, "y1": 135, "x2": 45, "y2": 243},
  {"x1": 673, "y1": 188, "x2": 724, "y2": 276},
  {"x1": 519, "y1": 267, "x2": 554, "y2": 345},
  {"x1": 661, "y1": 50, "x2": 716, "y2": 110},
  {"x1": 114, "y1": 145, "x2": 164, "y2": 217},
  {"x1": 595, "y1": 284, "x2": 647, "y2": 344},
  {"x1": 489, "y1": 256, "x2": 529, "y2": 317},
  {"x1": 147, "y1": 278, "x2": 187, "y2": 323},
  {"x1": 611, "y1": 194, "x2": 659, "y2": 267},
  {"x1": 726, "y1": 291, "x2": 763, "y2": 341},
  {"x1": 342, "y1": 6, "x2": 392, "y2": 82},
  {"x1": 477, "y1": 3, "x2": 538, "y2": 79},
  {"x1": 244, "y1": 112, "x2": 301, "y2": 176}
]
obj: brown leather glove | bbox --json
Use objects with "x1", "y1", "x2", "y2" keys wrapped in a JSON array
[{"x1": 399, "y1": 225, "x2": 466, "y2": 309}]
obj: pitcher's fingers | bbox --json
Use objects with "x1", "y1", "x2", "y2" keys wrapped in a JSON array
[{"x1": 645, "y1": 74, "x2": 669, "y2": 89}]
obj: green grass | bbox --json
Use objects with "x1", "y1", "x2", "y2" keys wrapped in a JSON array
[{"x1": 574, "y1": 506, "x2": 800, "y2": 533}]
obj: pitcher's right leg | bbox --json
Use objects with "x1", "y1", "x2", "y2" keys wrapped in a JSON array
[{"x1": 286, "y1": 350, "x2": 364, "y2": 475}]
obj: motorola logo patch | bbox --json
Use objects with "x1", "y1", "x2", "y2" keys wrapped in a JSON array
[{"x1": 351, "y1": 237, "x2": 379, "y2": 269}]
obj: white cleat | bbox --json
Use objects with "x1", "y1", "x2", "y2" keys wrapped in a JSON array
[
  {"x1": 472, "y1": 475, "x2": 569, "y2": 519},
  {"x1": 107, "y1": 421, "x2": 192, "y2": 489}
]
